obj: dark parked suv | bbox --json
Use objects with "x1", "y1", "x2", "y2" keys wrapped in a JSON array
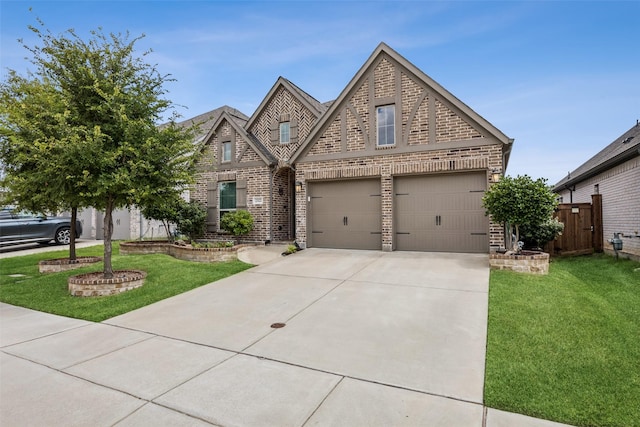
[{"x1": 0, "y1": 207, "x2": 83, "y2": 246}]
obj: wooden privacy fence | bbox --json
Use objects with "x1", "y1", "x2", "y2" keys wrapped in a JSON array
[{"x1": 546, "y1": 194, "x2": 603, "y2": 256}]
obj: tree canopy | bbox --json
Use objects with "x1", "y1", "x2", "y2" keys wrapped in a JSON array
[
  {"x1": 482, "y1": 175, "x2": 558, "y2": 251},
  {"x1": 0, "y1": 20, "x2": 198, "y2": 277}
]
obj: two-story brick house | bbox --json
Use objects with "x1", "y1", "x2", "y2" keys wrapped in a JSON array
[{"x1": 191, "y1": 43, "x2": 513, "y2": 253}]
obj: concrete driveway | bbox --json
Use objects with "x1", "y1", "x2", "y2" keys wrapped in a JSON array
[{"x1": 1, "y1": 248, "x2": 572, "y2": 426}]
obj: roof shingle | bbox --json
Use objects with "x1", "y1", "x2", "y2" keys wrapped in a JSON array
[{"x1": 554, "y1": 122, "x2": 640, "y2": 190}]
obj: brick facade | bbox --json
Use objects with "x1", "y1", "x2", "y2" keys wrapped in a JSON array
[
  {"x1": 191, "y1": 43, "x2": 512, "y2": 251},
  {"x1": 295, "y1": 148, "x2": 504, "y2": 251},
  {"x1": 192, "y1": 113, "x2": 274, "y2": 243},
  {"x1": 293, "y1": 51, "x2": 506, "y2": 251}
]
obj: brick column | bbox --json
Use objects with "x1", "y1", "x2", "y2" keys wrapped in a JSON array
[{"x1": 381, "y1": 167, "x2": 393, "y2": 252}]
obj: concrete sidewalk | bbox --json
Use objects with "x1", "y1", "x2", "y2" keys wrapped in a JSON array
[
  {"x1": 1, "y1": 248, "x2": 573, "y2": 426},
  {"x1": 0, "y1": 239, "x2": 104, "y2": 258}
]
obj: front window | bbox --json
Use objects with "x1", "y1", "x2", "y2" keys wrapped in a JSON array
[
  {"x1": 377, "y1": 105, "x2": 395, "y2": 146},
  {"x1": 279, "y1": 122, "x2": 290, "y2": 144},
  {"x1": 222, "y1": 141, "x2": 231, "y2": 163},
  {"x1": 219, "y1": 181, "x2": 236, "y2": 222}
]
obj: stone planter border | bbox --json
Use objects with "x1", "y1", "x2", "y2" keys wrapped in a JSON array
[
  {"x1": 38, "y1": 256, "x2": 102, "y2": 274},
  {"x1": 120, "y1": 241, "x2": 256, "y2": 263},
  {"x1": 489, "y1": 251, "x2": 550, "y2": 275},
  {"x1": 68, "y1": 270, "x2": 147, "y2": 297}
]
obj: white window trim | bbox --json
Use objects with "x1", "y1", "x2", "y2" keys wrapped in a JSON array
[
  {"x1": 376, "y1": 104, "x2": 395, "y2": 147},
  {"x1": 279, "y1": 121, "x2": 290, "y2": 144},
  {"x1": 221, "y1": 141, "x2": 232, "y2": 163}
]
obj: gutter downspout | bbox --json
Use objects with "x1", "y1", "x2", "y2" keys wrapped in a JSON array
[
  {"x1": 501, "y1": 141, "x2": 514, "y2": 250},
  {"x1": 289, "y1": 164, "x2": 297, "y2": 242},
  {"x1": 569, "y1": 186, "x2": 574, "y2": 203},
  {"x1": 269, "y1": 164, "x2": 275, "y2": 243}
]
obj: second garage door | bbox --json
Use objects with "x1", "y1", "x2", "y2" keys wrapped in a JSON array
[
  {"x1": 308, "y1": 179, "x2": 381, "y2": 250},
  {"x1": 395, "y1": 172, "x2": 489, "y2": 253}
]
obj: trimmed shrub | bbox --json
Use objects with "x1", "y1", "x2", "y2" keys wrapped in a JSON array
[
  {"x1": 520, "y1": 217, "x2": 565, "y2": 250},
  {"x1": 220, "y1": 210, "x2": 254, "y2": 236}
]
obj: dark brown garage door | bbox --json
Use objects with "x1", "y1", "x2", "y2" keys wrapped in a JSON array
[
  {"x1": 395, "y1": 172, "x2": 488, "y2": 253},
  {"x1": 308, "y1": 179, "x2": 381, "y2": 250}
]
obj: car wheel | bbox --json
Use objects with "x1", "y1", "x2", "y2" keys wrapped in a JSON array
[{"x1": 55, "y1": 227, "x2": 71, "y2": 245}]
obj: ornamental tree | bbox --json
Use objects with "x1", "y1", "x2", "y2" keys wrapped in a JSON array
[
  {"x1": 482, "y1": 175, "x2": 558, "y2": 251},
  {"x1": 1, "y1": 20, "x2": 197, "y2": 278},
  {"x1": 174, "y1": 200, "x2": 207, "y2": 242},
  {"x1": 519, "y1": 217, "x2": 564, "y2": 250},
  {"x1": 142, "y1": 197, "x2": 206, "y2": 243},
  {"x1": 0, "y1": 72, "x2": 92, "y2": 260},
  {"x1": 140, "y1": 194, "x2": 182, "y2": 242}
]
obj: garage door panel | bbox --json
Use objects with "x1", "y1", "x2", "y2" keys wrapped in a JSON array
[
  {"x1": 310, "y1": 212, "x2": 343, "y2": 231},
  {"x1": 309, "y1": 179, "x2": 381, "y2": 250},
  {"x1": 395, "y1": 173, "x2": 488, "y2": 253}
]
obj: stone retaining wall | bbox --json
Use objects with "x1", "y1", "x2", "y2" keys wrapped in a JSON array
[
  {"x1": 68, "y1": 270, "x2": 147, "y2": 297},
  {"x1": 489, "y1": 252, "x2": 550, "y2": 275},
  {"x1": 38, "y1": 256, "x2": 102, "y2": 273},
  {"x1": 119, "y1": 241, "x2": 170, "y2": 255},
  {"x1": 120, "y1": 241, "x2": 252, "y2": 263}
]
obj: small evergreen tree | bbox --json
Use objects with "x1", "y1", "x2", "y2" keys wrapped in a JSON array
[
  {"x1": 482, "y1": 175, "x2": 558, "y2": 252},
  {"x1": 175, "y1": 200, "x2": 207, "y2": 242},
  {"x1": 140, "y1": 194, "x2": 182, "y2": 241},
  {"x1": 519, "y1": 217, "x2": 564, "y2": 250}
]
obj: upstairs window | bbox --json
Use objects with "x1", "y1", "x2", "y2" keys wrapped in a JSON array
[
  {"x1": 279, "y1": 122, "x2": 290, "y2": 144},
  {"x1": 377, "y1": 105, "x2": 395, "y2": 146},
  {"x1": 221, "y1": 141, "x2": 231, "y2": 163}
]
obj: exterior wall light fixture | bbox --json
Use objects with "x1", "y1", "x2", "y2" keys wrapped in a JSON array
[{"x1": 295, "y1": 181, "x2": 303, "y2": 193}]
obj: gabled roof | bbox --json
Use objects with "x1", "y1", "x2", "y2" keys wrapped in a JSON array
[
  {"x1": 245, "y1": 77, "x2": 326, "y2": 131},
  {"x1": 199, "y1": 110, "x2": 276, "y2": 166},
  {"x1": 174, "y1": 105, "x2": 249, "y2": 144},
  {"x1": 290, "y1": 42, "x2": 513, "y2": 164},
  {"x1": 553, "y1": 122, "x2": 640, "y2": 191}
]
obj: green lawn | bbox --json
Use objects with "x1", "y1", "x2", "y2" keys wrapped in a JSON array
[
  {"x1": 0, "y1": 243, "x2": 253, "y2": 322},
  {"x1": 485, "y1": 254, "x2": 640, "y2": 427}
]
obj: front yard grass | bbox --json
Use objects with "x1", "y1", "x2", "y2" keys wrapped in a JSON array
[
  {"x1": 485, "y1": 254, "x2": 640, "y2": 427},
  {"x1": 0, "y1": 243, "x2": 253, "y2": 322}
]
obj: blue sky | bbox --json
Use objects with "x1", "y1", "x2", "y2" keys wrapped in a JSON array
[{"x1": 1, "y1": 1, "x2": 638, "y2": 185}]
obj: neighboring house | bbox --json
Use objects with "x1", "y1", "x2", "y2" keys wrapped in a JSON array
[
  {"x1": 191, "y1": 43, "x2": 514, "y2": 253},
  {"x1": 554, "y1": 122, "x2": 640, "y2": 259},
  {"x1": 77, "y1": 200, "x2": 178, "y2": 240}
]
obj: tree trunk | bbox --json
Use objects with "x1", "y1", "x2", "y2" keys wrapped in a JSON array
[
  {"x1": 514, "y1": 223, "x2": 521, "y2": 252},
  {"x1": 69, "y1": 207, "x2": 77, "y2": 261},
  {"x1": 162, "y1": 220, "x2": 172, "y2": 242},
  {"x1": 103, "y1": 198, "x2": 114, "y2": 279}
]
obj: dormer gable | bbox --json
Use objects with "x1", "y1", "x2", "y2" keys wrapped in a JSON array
[
  {"x1": 198, "y1": 110, "x2": 275, "y2": 171},
  {"x1": 173, "y1": 105, "x2": 249, "y2": 145},
  {"x1": 291, "y1": 42, "x2": 513, "y2": 164},
  {"x1": 246, "y1": 77, "x2": 327, "y2": 163}
]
